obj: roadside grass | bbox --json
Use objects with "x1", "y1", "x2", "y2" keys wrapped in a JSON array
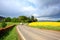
[
  {"x1": 0, "y1": 22, "x2": 19, "y2": 28},
  {"x1": 31, "y1": 26, "x2": 60, "y2": 31},
  {"x1": 0, "y1": 22, "x2": 3, "y2": 28},
  {"x1": 6, "y1": 22, "x2": 19, "y2": 26},
  {"x1": 0, "y1": 23, "x2": 1, "y2": 28},
  {"x1": 0, "y1": 22, "x2": 19, "y2": 40},
  {"x1": 3, "y1": 26, "x2": 18, "y2": 40}
]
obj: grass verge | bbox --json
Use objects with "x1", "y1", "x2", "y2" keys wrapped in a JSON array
[
  {"x1": 3, "y1": 27, "x2": 18, "y2": 40},
  {"x1": 0, "y1": 22, "x2": 19, "y2": 40},
  {"x1": 31, "y1": 26, "x2": 60, "y2": 31}
]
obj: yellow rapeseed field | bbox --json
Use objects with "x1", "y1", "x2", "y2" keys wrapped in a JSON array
[{"x1": 29, "y1": 22, "x2": 60, "y2": 27}]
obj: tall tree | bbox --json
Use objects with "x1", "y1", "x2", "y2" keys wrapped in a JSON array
[
  {"x1": 11, "y1": 17, "x2": 19, "y2": 22},
  {"x1": 31, "y1": 16, "x2": 38, "y2": 22},
  {"x1": 4, "y1": 17, "x2": 11, "y2": 22},
  {"x1": 18, "y1": 16, "x2": 28, "y2": 22}
]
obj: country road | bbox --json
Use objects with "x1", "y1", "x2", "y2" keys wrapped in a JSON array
[{"x1": 17, "y1": 25, "x2": 60, "y2": 40}]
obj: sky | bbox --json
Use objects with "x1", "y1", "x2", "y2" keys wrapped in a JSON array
[{"x1": 0, "y1": 0, "x2": 60, "y2": 21}]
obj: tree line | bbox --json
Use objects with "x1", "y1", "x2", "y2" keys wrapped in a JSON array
[{"x1": 2, "y1": 16, "x2": 38, "y2": 23}]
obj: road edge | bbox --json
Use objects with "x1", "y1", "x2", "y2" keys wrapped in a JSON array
[{"x1": 16, "y1": 25, "x2": 26, "y2": 40}]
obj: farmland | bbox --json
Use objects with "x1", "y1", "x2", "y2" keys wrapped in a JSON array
[{"x1": 29, "y1": 22, "x2": 60, "y2": 31}]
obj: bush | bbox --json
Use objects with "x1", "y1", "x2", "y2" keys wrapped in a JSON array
[
  {"x1": 1, "y1": 22, "x2": 7, "y2": 28},
  {"x1": 57, "y1": 20, "x2": 60, "y2": 22}
]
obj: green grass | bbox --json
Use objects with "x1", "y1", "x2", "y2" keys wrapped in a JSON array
[
  {"x1": 3, "y1": 27, "x2": 18, "y2": 40},
  {"x1": 0, "y1": 22, "x2": 19, "y2": 28},
  {"x1": 31, "y1": 26, "x2": 60, "y2": 31},
  {"x1": 6, "y1": 22, "x2": 19, "y2": 26},
  {"x1": 0, "y1": 23, "x2": 2, "y2": 28},
  {"x1": 0, "y1": 22, "x2": 19, "y2": 40}
]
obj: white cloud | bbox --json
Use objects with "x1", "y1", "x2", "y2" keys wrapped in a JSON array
[
  {"x1": 32, "y1": 13, "x2": 40, "y2": 17},
  {"x1": 37, "y1": 17, "x2": 60, "y2": 21},
  {"x1": 21, "y1": 6, "x2": 36, "y2": 12}
]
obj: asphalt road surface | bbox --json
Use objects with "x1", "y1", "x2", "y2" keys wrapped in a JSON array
[{"x1": 17, "y1": 25, "x2": 60, "y2": 40}]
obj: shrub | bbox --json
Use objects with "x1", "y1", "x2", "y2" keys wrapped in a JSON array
[
  {"x1": 1, "y1": 22, "x2": 7, "y2": 28},
  {"x1": 57, "y1": 20, "x2": 60, "y2": 22}
]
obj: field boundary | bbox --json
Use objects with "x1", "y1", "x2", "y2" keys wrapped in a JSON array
[{"x1": 0, "y1": 25, "x2": 16, "y2": 37}]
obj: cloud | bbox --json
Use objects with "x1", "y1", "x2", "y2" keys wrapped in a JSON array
[
  {"x1": 21, "y1": 6, "x2": 36, "y2": 12},
  {"x1": 37, "y1": 17, "x2": 60, "y2": 21},
  {"x1": 0, "y1": 0, "x2": 60, "y2": 20},
  {"x1": 32, "y1": 14, "x2": 40, "y2": 17}
]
